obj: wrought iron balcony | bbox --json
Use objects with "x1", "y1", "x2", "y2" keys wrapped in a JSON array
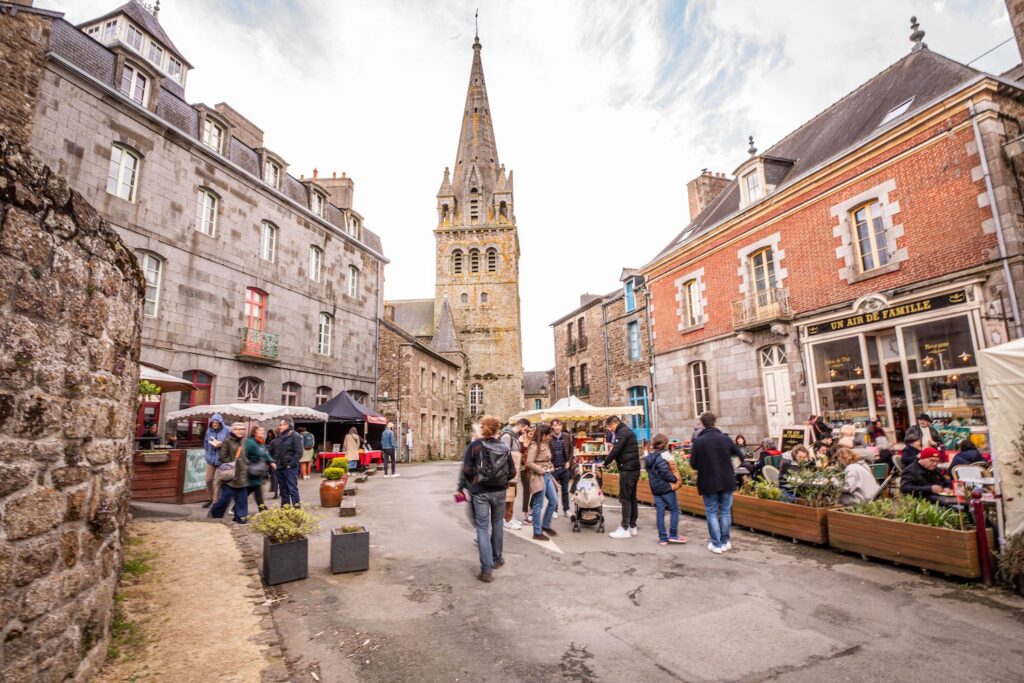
[
  {"x1": 237, "y1": 327, "x2": 280, "y2": 364},
  {"x1": 566, "y1": 339, "x2": 578, "y2": 355},
  {"x1": 731, "y1": 287, "x2": 793, "y2": 331}
]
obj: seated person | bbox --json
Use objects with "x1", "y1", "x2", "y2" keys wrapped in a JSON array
[
  {"x1": 900, "y1": 447, "x2": 946, "y2": 500},
  {"x1": 750, "y1": 438, "x2": 781, "y2": 479},
  {"x1": 779, "y1": 445, "x2": 814, "y2": 492},
  {"x1": 949, "y1": 438, "x2": 987, "y2": 471},
  {"x1": 899, "y1": 434, "x2": 923, "y2": 468},
  {"x1": 837, "y1": 424, "x2": 864, "y2": 449},
  {"x1": 874, "y1": 436, "x2": 894, "y2": 469},
  {"x1": 162, "y1": 432, "x2": 178, "y2": 448},
  {"x1": 837, "y1": 447, "x2": 880, "y2": 505},
  {"x1": 811, "y1": 441, "x2": 831, "y2": 467}
]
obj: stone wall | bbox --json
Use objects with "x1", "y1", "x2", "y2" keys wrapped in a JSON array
[{"x1": 0, "y1": 135, "x2": 144, "y2": 682}]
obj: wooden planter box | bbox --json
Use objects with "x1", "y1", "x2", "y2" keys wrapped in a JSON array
[
  {"x1": 636, "y1": 479, "x2": 653, "y2": 504},
  {"x1": 675, "y1": 485, "x2": 705, "y2": 517},
  {"x1": 827, "y1": 509, "x2": 993, "y2": 579},
  {"x1": 603, "y1": 476, "x2": 704, "y2": 516},
  {"x1": 602, "y1": 472, "x2": 619, "y2": 497},
  {"x1": 732, "y1": 495, "x2": 832, "y2": 545}
]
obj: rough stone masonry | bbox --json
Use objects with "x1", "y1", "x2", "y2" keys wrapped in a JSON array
[{"x1": 0, "y1": 133, "x2": 144, "y2": 683}]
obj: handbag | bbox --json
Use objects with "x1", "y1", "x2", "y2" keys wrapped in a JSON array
[
  {"x1": 215, "y1": 461, "x2": 236, "y2": 482},
  {"x1": 247, "y1": 460, "x2": 268, "y2": 478}
]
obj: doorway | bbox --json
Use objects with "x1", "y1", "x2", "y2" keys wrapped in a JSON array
[{"x1": 760, "y1": 345, "x2": 794, "y2": 440}]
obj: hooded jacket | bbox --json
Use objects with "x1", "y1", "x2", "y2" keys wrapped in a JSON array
[
  {"x1": 643, "y1": 451, "x2": 678, "y2": 496},
  {"x1": 203, "y1": 413, "x2": 230, "y2": 466}
]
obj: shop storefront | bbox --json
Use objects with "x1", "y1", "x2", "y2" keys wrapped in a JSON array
[{"x1": 801, "y1": 286, "x2": 992, "y2": 447}]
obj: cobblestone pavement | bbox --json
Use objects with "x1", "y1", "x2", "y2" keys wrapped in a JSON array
[{"x1": 239, "y1": 463, "x2": 1023, "y2": 682}]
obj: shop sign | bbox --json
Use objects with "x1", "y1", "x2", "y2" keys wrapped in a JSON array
[
  {"x1": 805, "y1": 290, "x2": 968, "y2": 337},
  {"x1": 779, "y1": 425, "x2": 811, "y2": 453},
  {"x1": 183, "y1": 449, "x2": 207, "y2": 494}
]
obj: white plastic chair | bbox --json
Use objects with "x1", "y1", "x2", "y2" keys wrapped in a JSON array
[
  {"x1": 763, "y1": 465, "x2": 780, "y2": 485},
  {"x1": 952, "y1": 464, "x2": 984, "y2": 484}
]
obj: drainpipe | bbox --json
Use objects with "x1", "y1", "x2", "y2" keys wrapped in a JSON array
[
  {"x1": 601, "y1": 302, "x2": 612, "y2": 405},
  {"x1": 641, "y1": 282, "x2": 658, "y2": 435},
  {"x1": 372, "y1": 263, "x2": 382, "y2": 406},
  {"x1": 969, "y1": 100, "x2": 1024, "y2": 339}
]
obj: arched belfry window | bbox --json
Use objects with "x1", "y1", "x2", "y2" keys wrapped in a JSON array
[
  {"x1": 486, "y1": 248, "x2": 498, "y2": 273},
  {"x1": 469, "y1": 248, "x2": 480, "y2": 273},
  {"x1": 470, "y1": 188, "x2": 480, "y2": 223},
  {"x1": 452, "y1": 249, "x2": 464, "y2": 274}
]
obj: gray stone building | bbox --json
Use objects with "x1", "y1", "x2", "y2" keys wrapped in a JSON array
[{"x1": 17, "y1": 0, "x2": 386, "y2": 443}]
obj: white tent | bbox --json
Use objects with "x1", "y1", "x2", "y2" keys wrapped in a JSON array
[
  {"x1": 140, "y1": 364, "x2": 196, "y2": 393},
  {"x1": 166, "y1": 402, "x2": 329, "y2": 423},
  {"x1": 509, "y1": 395, "x2": 643, "y2": 423},
  {"x1": 978, "y1": 337, "x2": 1024, "y2": 543}
]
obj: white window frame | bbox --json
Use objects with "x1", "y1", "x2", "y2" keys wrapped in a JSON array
[
  {"x1": 194, "y1": 188, "x2": 219, "y2": 237},
  {"x1": 260, "y1": 221, "x2": 277, "y2": 262},
  {"x1": 347, "y1": 215, "x2": 360, "y2": 238},
  {"x1": 106, "y1": 144, "x2": 140, "y2": 202},
  {"x1": 311, "y1": 191, "x2": 325, "y2": 217},
  {"x1": 628, "y1": 321, "x2": 641, "y2": 360},
  {"x1": 202, "y1": 118, "x2": 224, "y2": 153},
  {"x1": 744, "y1": 170, "x2": 763, "y2": 202},
  {"x1": 120, "y1": 63, "x2": 149, "y2": 106},
  {"x1": 168, "y1": 57, "x2": 183, "y2": 82},
  {"x1": 147, "y1": 41, "x2": 164, "y2": 68},
  {"x1": 691, "y1": 361, "x2": 710, "y2": 416},
  {"x1": 348, "y1": 265, "x2": 359, "y2": 297},
  {"x1": 238, "y1": 377, "x2": 263, "y2": 403},
  {"x1": 101, "y1": 19, "x2": 118, "y2": 42},
  {"x1": 851, "y1": 201, "x2": 891, "y2": 273},
  {"x1": 309, "y1": 245, "x2": 323, "y2": 282},
  {"x1": 470, "y1": 383, "x2": 484, "y2": 415},
  {"x1": 264, "y1": 160, "x2": 281, "y2": 190},
  {"x1": 125, "y1": 23, "x2": 143, "y2": 50},
  {"x1": 138, "y1": 251, "x2": 163, "y2": 318},
  {"x1": 318, "y1": 313, "x2": 333, "y2": 355},
  {"x1": 683, "y1": 279, "x2": 700, "y2": 328}
]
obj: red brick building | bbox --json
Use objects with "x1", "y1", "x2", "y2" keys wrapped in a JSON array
[{"x1": 642, "y1": 31, "x2": 1024, "y2": 446}]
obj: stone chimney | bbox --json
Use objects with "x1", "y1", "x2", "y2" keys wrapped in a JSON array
[
  {"x1": 383, "y1": 303, "x2": 395, "y2": 321},
  {"x1": 686, "y1": 170, "x2": 730, "y2": 221},
  {"x1": 315, "y1": 171, "x2": 355, "y2": 210},
  {"x1": 1008, "y1": 1, "x2": 1024, "y2": 61}
]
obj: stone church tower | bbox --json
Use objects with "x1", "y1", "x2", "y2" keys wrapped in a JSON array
[{"x1": 434, "y1": 32, "x2": 524, "y2": 422}]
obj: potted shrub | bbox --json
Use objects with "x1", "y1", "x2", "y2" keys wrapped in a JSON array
[
  {"x1": 248, "y1": 504, "x2": 321, "y2": 585},
  {"x1": 319, "y1": 459, "x2": 349, "y2": 508},
  {"x1": 672, "y1": 456, "x2": 705, "y2": 517},
  {"x1": 998, "y1": 532, "x2": 1024, "y2": 596},
  {"x1": 331, "y1": 524, "x2": 369, "y2": 574},
  {"x1": 731, "y1": 467, "x2": 842, "y2": 545},
  {"x1": 828, "y1": 496, "x2": 992, "y2": 579}
]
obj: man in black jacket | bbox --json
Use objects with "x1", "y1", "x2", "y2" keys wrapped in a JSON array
[
  {"x1": 900, "y1": 448, "x2": 946, "y2": 501},
  {"x1": 275, "y1": 418, "x2": 305, "y2": 507},
  {"x1": 603, "y1": 416, "x2": 641, "y2": 539},
  {"x1": 690, "y1": 412, "x2": 742, "y2": 554},
  {"x1": 550, "y1": 419, "x2": 575, "y2": 517}
]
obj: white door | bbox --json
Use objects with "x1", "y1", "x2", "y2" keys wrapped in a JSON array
[{"x1": 761, "y1": 346, "x2": 794, "y2": 440}]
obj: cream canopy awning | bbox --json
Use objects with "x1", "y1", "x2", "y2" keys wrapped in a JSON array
[
  {"x1": 509, "y1": 395, "x2": 643, "y2": 423},
  {"x1": 978, "y1": 337, "x2": 1024, "y2": 543},
  {"x1": 166, "y1": 403, "x2": 329, "y2": 422},
  {"x1": 139, "y1": 364, "x2": 196, "y2": 393}
]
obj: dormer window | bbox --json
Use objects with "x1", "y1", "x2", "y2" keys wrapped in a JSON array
[
  {"x1": 347, "y1": 215, "x2": 360, "y2": 238},
  {"x1": 101, "y1": 19, "x2": 118, "y2": 42},
  {"x1": 168, "y1": 57, "x2": 183, "y2": 83},
  {"x1": 119, "y1": 63, "x2": 149, "y2": 106},
  {"x1": 125, "y1": 23, "x2": 143, "y2": 51},
  {"x1": 147, "y1": 42, "x2": 164, "y2": 68},
  {"x1": 202, "y1": 119, "x2": 224, "y2": 153},
  {"x1": 743, "y1": 169, "x2": 763, "y2": 202},
  {"x1": 264, "y1": 160, "x2": 280, "y2": 190},
  {"x1": 311, "y1": 191, "x2": 325, "y2": 218}
]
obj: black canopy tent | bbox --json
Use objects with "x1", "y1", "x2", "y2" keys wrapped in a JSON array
[{"x1": 296, "y1": 391, "x2": 387, "y2": 452}]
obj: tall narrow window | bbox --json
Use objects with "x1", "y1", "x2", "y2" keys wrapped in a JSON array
[
  {"x1": 480, "y1": 292, "x2": 488, "y2": 304},
  {"x1": 238, "y1": 377, "x2": 263, "y2": 403},
  {"x1": 168, "y1": 57, "x2": 183, "y2": 82},
  {"x1": 577, "y1": 318, "x2": 585, "y2": 345},
  {"x1": 315, "y1": 386, "x2": 332, "y2": 406},
  {"x1": 691, "y1": 361, "x2": 710, "y2": 415},
  {"x1": 318, "y1": 312, "x2": 333, "y2": 355},
  {"x1": 452, "y1": 249, "x2": 464, "y2": 274},
  {"x1": 624, "y1": 280, "x2": 636, "y2": 312},
  {"x1": 469, "y1": 188, "x2": 479, "y2": 223},
  {"x1": 119, "y1": 64, "x2": 148, "y2": 106},
  {"x1": 281, "y1": 382, "x2": 301, "y2": 406},
  {"x1": 420, "y1": 368, "x2": 426, "y2": 391},
  {"x1": 264, "y1": 160, "x2": 280, "y2": 189},
  {"x1": 748, "y1": 247, "x2": 776, "y2": 304},
  {"x1": 628, "y1": 321, "x2": 641, "y2": 360},
  {"x1": 460, "y1": 293, "x2": 468, "y2": 304},
  {"x1": 486, "y1": 248, "x2": 497, "y2": 272},
  {"x1": 245, "y1": 288, "x2": 267, "y2": 332},
  {"x1": 138, "y1": 252, "x2": 163, "y2": 318},
  {"x1": 194, "y1": 188, "x2": 219, "y2": 236},
  {"x1": 347, "y1": 215, "x2": 360, "y2": 238},
  {"x1": 308, "y1": 245, "x2": 323, "y2": 282},
  {"x1": 682, "y1": 279, "x2": 701, "y2": 328},
  {"x1": 147, "y1": 42, "x2": 164, "y2": 67},
  {"x1": 744, "y1": 170, "x2": 763, "y2": 202},
  {"x1": 101, "y1": 19, "x2": 118, "y2": 42},
  {"x1": 202, "y1": 119, "x2": 224, "y2": 153},
  {"x1": 260, "y1": 221, "x2": 277, "y2": 262},
  {"x1": 106, "y1": 144, "x2": 139, "y2": 202},
  {"x1": 469, "y1": 248, "x2": 480, "y2": 273},
  {"x1": 432, "y1": 372, "x2": 437, "y2": 395},
  {"x1": 580, "y1": 364, "x2": 589, "y2": 390},
  {"x1": 348, "y1": 265, "x2": 360, "y2": 298},
  {"x1": 470, "y1": 383, "x2": 484, "y2": 414},
  {"x1": 569, "y1": 367, "x2": 577, "y2": 393},
  {"x1": 851, "y1": 201, "x2": 890, "y2": 272},
  {"x1": 177, "y1": 370, "x2": 213, "y2": 444},
  {"x1": 311, "y1": 191, "x2": 325, "y2": 217},
  {"x1": 125, "y1": 24, "x2": 143, "y2": 50}
]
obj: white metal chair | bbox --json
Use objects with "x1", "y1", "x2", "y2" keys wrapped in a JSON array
[
  {"x1": 952, "y1": 464, "x2": 985, "y2": 484},
  {"x1": 763, "y1": 465, "x2": 780, "y2": 486}
]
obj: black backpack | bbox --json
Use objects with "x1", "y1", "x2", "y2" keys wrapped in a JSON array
[{"x1": 474, "y1": 439, "x2": 511, "y2": 488}]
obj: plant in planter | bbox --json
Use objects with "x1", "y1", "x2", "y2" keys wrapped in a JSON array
[
  {"x1": 319, "y1": 465, "x2": 349, "y2": 508},
  {"x1": 740, "y1": 478, "x2": 782, "y2": 501},
  {"x1": 248, "y1": 504, "x2": 321, "y2": 585},
  {"x1": 997, "y1": 532, "x2": 1024, "y2": 595},
  {"x1": 784, "y1": 465, "x2": 845, "y2": 508},
  {"x1": 331, "y1": 524, "x2": 369, "y2": 574},
  {"x1": 845, "y1": 496, "x2": 969, "y2": 529}
]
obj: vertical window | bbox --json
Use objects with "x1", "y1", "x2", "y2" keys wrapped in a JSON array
[
  {"x1": 245, "y1": 287, "x2": 267, "y2": 331},
  {"x1": 452, "y1": 249, "x2": 464, "y2": 274},
  {"x1": 624, "y1": 280, "x2": 636, "y2": 312},
  {"x1": 348, "y1": 265, "x2": 360, "y2": 298},
  {"x1": 119, "y1": 64, "x2": 148, "y2": 106},
  {"x1": 420, "y1": 367, "x2": 426, "y2": 392},
  {"x1": 469, "y1": 188, "x2": 480, "y2": 223},
  {"x1": 470, "y1": 383, "x2": 484, "y2": 414},
  {"x1": 202, "y1": 119, "x2": 224, "y2": 153},
  {"x1": 125, "y1": 24, "x2": 143, "y2": 50},
  {"x1": 138, "y1": 252, "x2": 163, "y2": 318},
  {"x1": 264, "y1": 160, "x2": 280, "y2": 189},
  {"x1": 744, "y1": 170, "x2": 763, "y2": 201},
  {"x1": 281, "y1": 382, "x2": 300, "y2": 406},
  {"x1": 308, "y1": 245, "x2": 323, "y2": 282},
  {"x1": 194, "y1": 188, "x2": 219, "y2": 236},
  {"x1": 628, "y1": 321, "x2": 641, "y2": 360},
  {"x1": 691, "y1": 361, "x2": 710, "y2": 416},
  {"x1": 311, "y1": 191, "x2": 325, "y2": 217},
  {"x1": 318, "y1": 312, "x2": 333, "y2": 355},
  {"x1": 315, "y1": 386, "x2": 332, "y2": 406},
  {"x1": 420, "y1": 413, "x2": 426, "y2": 442},
  {"x1": 748, "y1": 247, "x2": 776, "y2": 303},
  {"x1": 347, "y1": 215, "x2": 360, "y2": 238},
  {"x1": 486, "y1": 248, "x2": 497, "y2": 272},
  {"x1": 168, "y1": 57, "x2": 183, "y2": 82},
  {"x1": 580, "y1": 364, "x2": 589, "y2": 389},
  {"x1": 469, "y1": 249, "x2": 480, "y2": 273},
  {"x1": 432, "y1": 372, "x2": 437, "y2": 395},
  {"x1": 682, "y1": 279, "x2": 701, "y2": 328},
  {"x1": 534, "y1": 399, "x2": 542, "y2": 410},
  {"x1": 480, "y1": 292, "x2": 488, "y2": 304},
  {"x1": 101, "y1": 19, "x2": 118, "y2": 42},
  {"x1": 147, "y1": 42, "x2": 164, "y2": 67},
  {"x1": 460, "y1": 293, "x2": 468, "y2": 304},
  {"x1": 106, "y1": 144, "x2": 139, "y2": 202},
  {"x1": 577, "y1": 318, "x2": 585, "y2": 344},
  {"x1": 852, "y1": 201, "x2": 890, "y2": 272},
  {"x1": 569, "y1": 367, "x2": 577, "y2": 392},
  {"x1": 177, "y1": 370, "x2": 213, "y2": 444},
  {"x1": 260, "y1": 221, "x2": 277, "y2": 262},
  {"x1": 238, "y1": 377, "x2": 263, "y2": 403}
]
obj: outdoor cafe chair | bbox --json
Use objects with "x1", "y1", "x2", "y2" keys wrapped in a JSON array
[
  {"x1": 951, "y1": 464, "x2": 985, "y2": 483},
  {"x1": 763, "y1": 465, "x2": 780, "y2": 486}
]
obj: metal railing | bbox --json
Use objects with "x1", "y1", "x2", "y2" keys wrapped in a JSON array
[
  {"x1": 731, "y1": 287, "x2": 792, "y2": 330},
  {"x1": 566, "y1": 339, "x2": 578, "y2": 355},
  {"x1": 239, "y1": 327, "x2": 280, "y2": 360},
  {"x1": 577, "y1": 383, "x2": 590, "y2": 397}
]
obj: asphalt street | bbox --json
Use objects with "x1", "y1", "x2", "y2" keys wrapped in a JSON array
[{"x1": 238, "y1": 462, "x2": 1024, "y2": 683}]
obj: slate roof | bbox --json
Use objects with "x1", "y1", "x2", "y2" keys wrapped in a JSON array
[
  {"x1": 379, "y1": 318, "x2": 458, "y2": 368},
  {"x1": 654, "y1": 47, "x2": 989, "y2": 262},
  {"x1": 81, "y1": 0, "x2": 192, "y2": 67},
  {"x1": 389, "y1": 299, "x2": 436, "y2": 339},
  {"x1": 523, "y1": 371, "x2": 549, "y2": 396},
  {"x1": 431, "y1": 298, "x2": 462, "y2": 354}
]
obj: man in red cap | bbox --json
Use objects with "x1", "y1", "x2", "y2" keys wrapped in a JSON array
[{"x1": 900, "y1": 447, "x2": 947, "y2": 500}]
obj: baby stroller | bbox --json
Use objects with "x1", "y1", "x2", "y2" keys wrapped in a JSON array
[{"x1": 570, "y1": 469, "x2": 605, "y2": 533}]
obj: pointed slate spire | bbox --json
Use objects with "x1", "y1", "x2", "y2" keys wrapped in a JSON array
[
  {"x1": 437, "y1": 166, "x2": 454, "y2": 198},
  {"x1": 451, "y1": 30, "x2": 501, "y2": 222},
  {"x1": 495, "y1": 164, "x2": 509, "y2": 193},
  {"x1": 432, "y1": 296, "x2": 463, "y2": 354}
]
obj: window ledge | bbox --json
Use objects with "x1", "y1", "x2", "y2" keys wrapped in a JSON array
[
  {"x1": 679, "y1": 322, "x2": 707, "y2": 335},
  {"x1": 849, "y1": 262, "x2": 900, "y2": 284}
]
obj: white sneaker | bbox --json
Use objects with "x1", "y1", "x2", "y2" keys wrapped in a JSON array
[
  {"x1": 629, "y1": 526, "x2": 638, "y2": 537},
  {"x1": 503, "y1": 520, "x2": 514, "y2": 530},
  {"x1": 722, "y1": 542, "x2": 732, "y2": 552},
  {"x1": 392, "y1": 473, "x2": 400, "y2": 478},
  {"x1": 609, "y1": 527, "x2": 631, "y2": 539},
  {"x1": 707, "y1": 543, "x2": 723, "y2": 554},
  {"x1": 553, "y1": 510, "x2": 559, "y2": 519},
  {"x1": 508, "y1": 518, "x2": 523, "y2": 530},
  {"x1": 383, "y1": 474, "x2": 390, "y2": 479}
]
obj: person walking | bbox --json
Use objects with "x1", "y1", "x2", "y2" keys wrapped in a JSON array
[
  {"x1": 344, "y1": 426, "x2": 362, "y2": 471},
  {"x1": 603, "y1": 415, "x2": 641, "y2": 539},
  {"x1": 202, "y1": 413, "x2": 230, "y2": 509},
  {"x1": 525, "y1": 423, "x2": 559, "y2": 541},
  {"x1": 208, "y1": 422, "x2": 250, "y2": 523},
  {"x1": 296, "y1": 426, "x2": 315, "y2": 479},
  {"x1": 500, "y1": 418, "x2": 530, "y2": 525},
  {"x1": 275, "y1": 418, "x2": 304, "y2": 506},
  {"x1": 245, "y1": 425, "x2": 276, "y2": 511},
  {"x1": 381, "y1": 422, "x2": 398, "y2": 478},
  {"x1": 266, "y1": 429, "x2": 279, "y2": 499},
  {"x1": 690, "y1": 412, "x2": 742, "y2": 554},
  {"x1": 459, "y1": 415, "x2": 516, "y2": 582},
  {"x1": 550, "y1": 419, "x2": 574, "y2": 517},
  {"x1": 644, "y1": 434, "x2": 686, "y2": 545}
]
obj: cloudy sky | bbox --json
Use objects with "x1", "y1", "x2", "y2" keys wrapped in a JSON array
[{"x1": 42, "y1": 0, "x2": 1020, "y2": 371}]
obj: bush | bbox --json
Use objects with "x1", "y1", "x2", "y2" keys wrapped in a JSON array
[
  {"x1": 785, "y1": 465, "x2": 845, "y2": 508},
  {"x1": 328, "y1": 457, "x2": 350, "y2": 474},
  {"x1": 998, "y1": 532, "x2": 1024, "y2": 586},
  {"x1": 323, "y1": 467, "x2": 346, "y2": 481},
  {"x1": 845, "y1": 496, "x2": 969, "y2": 530},
  {"x1": 338, "y1": 525, "x2": 363, "y2": 534},
  {"x1": 247, "y1": 504, "x2": 321, "y2": 543},
  {"x1": 673, "y1": 455, "x2": 696, "y2": 485},
  {"x1": 741, "y1": 478, "x2": 782, "y2": 501}
]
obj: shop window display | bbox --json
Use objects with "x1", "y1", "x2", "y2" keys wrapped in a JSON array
[
  {"x1": 899, "y1": 315, "x2": 983, "y2": 428},
  {"x1": 812, "y1": 337, "x2": 864, "y2": 384}
]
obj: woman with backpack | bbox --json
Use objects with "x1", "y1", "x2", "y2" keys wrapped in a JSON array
[
  {"x1": 459, "y1": 416, "x2": 515, "y2": 583},
  {"x1": 526, "y1": 423, "x2": 559, "y2": 541}
]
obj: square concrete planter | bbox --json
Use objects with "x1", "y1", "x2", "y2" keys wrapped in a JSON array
[
  {"x1": 331, "y1": 526, "x2": 369, "y2": 573},
  {"x1": 262, "y1": 537, "x2": 308, "y2": 586},
  {"x1": 732, "y1": 495, "x2": 832, "y2": 545}
]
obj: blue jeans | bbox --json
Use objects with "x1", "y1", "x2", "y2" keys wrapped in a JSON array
[
  {"x1": 472, "y1": 489, "x2": 505, "y2": 574},
  {"x1": 703, "y1": 491, "x2": 733, "y2": 547},
  {"x1": 654, "y1": 492, "x2": 680, "y2": 542},
  {"x1": 531, "y1": 472, "x2": 557, "y2": 535},
  {"x1": 277, "y1": 467, "x2": 300, "y2": 507},
  {"x1": 209, "y1": 485, "x2": 248, "y2": 523}
]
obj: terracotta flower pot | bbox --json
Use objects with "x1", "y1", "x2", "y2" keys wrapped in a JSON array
[{"x1": 319, "y1": 477, "x2": 347, "y2": 508}]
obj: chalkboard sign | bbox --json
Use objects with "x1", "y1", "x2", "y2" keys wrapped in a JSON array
[
  {"x1": 183, "y1": 449, "x2": 207, "y2": 494},
  {"x1": 779, "y1": 426, "x2": 811, "y2": 453}
]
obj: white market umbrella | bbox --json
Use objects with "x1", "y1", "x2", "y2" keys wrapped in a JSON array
[
  {"x1": 166, "y1": 402, "x2": 329, "y2": 423},
  {"x1": 509, "y1": 395, "x2": 643, "y2": 423},
  {"x1": 140, "y1": 364, "x2": 197, "y2": 393},
  {"x1": 978, "y1": 337, "x2": 1024, "y2": 545}
]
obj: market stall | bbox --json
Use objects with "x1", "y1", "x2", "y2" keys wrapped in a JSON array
[{"x1": 295, "y1": 391, "x2": 387, "y2": 470}]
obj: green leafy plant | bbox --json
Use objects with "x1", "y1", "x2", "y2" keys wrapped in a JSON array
[
  {"x1": 338, "y1": 525, "x2": 363, "y2": 534},
  {"x1": 247, "y1": 504, "x2": 321, "y2": 543},
  {"x1": 997, "y1": 532, "x2": 1024, "y2": 587},
  {"x1": 786, "y1": 465, "x2": 845, "y2": 508},
  {"x1": 328, "y1": 457, "x2": 350, "y2": 474},
  {"x1": 845, "y1": 496, "x2": 969, "y2": 530},
  {"x1": 138, "y1": 379, "x2": 161, "y2": 398},
  {"x1": 741, "y1": 478, "x2": 782, "y2": 500},
  {"x1": 673, "y1": 455, "x2": 697, "y2": 485},
  {"x1": 323, "y1": 467, "x2": 346, "y2": 481}
]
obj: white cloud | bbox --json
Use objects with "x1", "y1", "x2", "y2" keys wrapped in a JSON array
[{"x1": 39, "y1": 0, "x2": 1018, "y2": 373}]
